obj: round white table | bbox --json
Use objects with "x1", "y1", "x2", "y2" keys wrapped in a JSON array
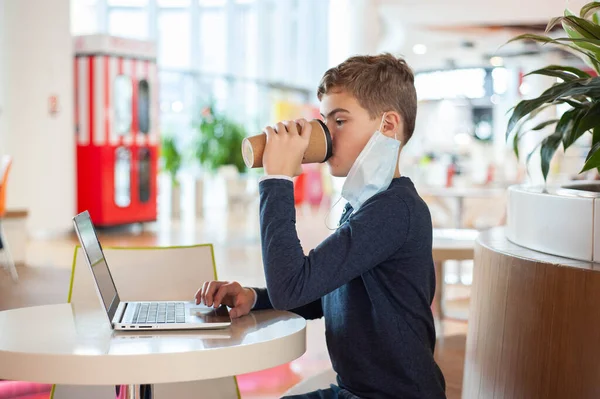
[
  {"x1": 0, "y1": 304, "x2": 306, "y2": 397},
  {"x1": 418, "y1": 186, "x2": 506, "y2": 228}
]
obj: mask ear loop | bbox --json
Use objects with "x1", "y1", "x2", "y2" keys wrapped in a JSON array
[
  {"x1": 324, "y1": 196, "x2": 344, "y2": 231},
  {"x1": 379, "y1": 112, "x2": 387, "y2": 133},
  {"x1": 380, "y1": 112, "x2": 402, "y2": 142}
]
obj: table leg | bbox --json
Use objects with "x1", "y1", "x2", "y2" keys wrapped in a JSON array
[
  {"x1": 125, "y1": 384, "x2": 153, "y2": 399},
  {"x1": 455, "y1": 197, "x2": 464, "y2": 228}
]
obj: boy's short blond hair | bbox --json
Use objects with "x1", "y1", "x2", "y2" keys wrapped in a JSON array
[{"x1": 317, "y1": 53, "x2": 417, "y2": 144}]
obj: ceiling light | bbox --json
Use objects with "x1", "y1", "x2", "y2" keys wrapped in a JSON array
[
  {"x1": 413, "y1": 44, "x2": 427, "y2": 55},
  {"x1": 490, "y1": 56, "x2": 504, "y2": 67}
]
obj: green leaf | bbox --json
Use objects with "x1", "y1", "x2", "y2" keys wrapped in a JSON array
[
  {"x1": 508, "y1": 102, "x2": 558, "y2": 141},
  {"x1": 556, "y1": 98, "x2": 587, "y2": 108},
  {"x1": 559, "y1": 22, "x2": 600, "y2": 71},
  {"x1": 508, "y1": 102, "x2": 557, "y2": 141},
  {"x1": 513, "y1": 129, "x2": 520, "y2": 158},
  {"x1": 547, "y1": 16, "x2": 565, "y2": 32},
  {"x1": 581, "y1": 140, "x2": 600, "y2": 172},
  {"x1": 526, "y1": 142, "x2": 543, "y2": 175},
  {"x1": 160, "y1": 136, "x2": 182, "y2": 184},
  {"x1": 525, "y1": 67, "x2": 584, "y2": 81},
  {"x1": 512, "y1": 119, "x2": 559, "y2": 159},
  {"x1": 507, "y1": 33, "x2": 557, "y2": 45},
  {"x1": 541, "y1": 130, "x2": 564, "y2": 181},
  {"x1": 507, "y1": 77, "x2": 600, "y2": 136},
  {"x1": 558, "y1": 108, "x2": 586, "y2": 149},
  {"x1": 531, "y1": 119, "x2": 561, "y2": 131},
  {"x1": 563, "y1": 16, "x2": 600, "y2": 40},
  {"x1": 581, "y1": 2, "x2": 600, "y2": 19},
  {"x1": 555, "y1": 36, "x2": 600, "y2": 48},
  {"x1": 581, "y1": 104, "x2": 600, "y2": 129},
  {"x1": 507, "y1": 33, "x2": 600, "y2": 71},
  {"x1": 525, "y1": 65, "x2": 591, "y2": 80}
]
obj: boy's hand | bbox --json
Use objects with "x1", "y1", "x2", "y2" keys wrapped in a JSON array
[
  {"x1": 263, "y1": 119, "x2": 312, "y2": 177},
  {"x1": 194, "y1": 281, "x2": 256, "y2": 319}
]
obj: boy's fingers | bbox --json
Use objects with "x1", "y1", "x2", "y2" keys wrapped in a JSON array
[
  {"x1": 297, "y1": 119, "x2": 312, "y2": 140},
  {"x1": 194, "y1": 288, "x2": 202, "y2": 305},
  {"x1": 200, "y1": 281, "x2": 209, "y2": 305},
  {"x1": 264, "y1": 126, "x2": 276, "y2": 141},
  {"x1": 212, "y1": 284, "x2": 233, "y2": 308},
  {"x1": 276, "y1": 122, "x2": 289, "y2": 136},
  {"x1": 284, "y1": 120, "x2": 299, "y2": 136},
  {"x1": 205, "y1": 281, "x2": 225, "y2": 307}
]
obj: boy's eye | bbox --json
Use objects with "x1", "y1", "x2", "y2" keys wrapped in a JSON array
[{"x1": 336, "y1": 120, "x2": 346, "y2": 127}]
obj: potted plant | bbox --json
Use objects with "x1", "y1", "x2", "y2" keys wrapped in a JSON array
[
  {"x1": 193, "y1": 104, "x2": 249, "y2": 212},
  {"x1": 160, "y1": 135, "x2": 183, "y2": 218},
  {"x1": 193, "y1": 104, "x2": 247, "y2": 174},
  {"x1": 505, "y1": 1, "x2": 600, "y2": 263}
]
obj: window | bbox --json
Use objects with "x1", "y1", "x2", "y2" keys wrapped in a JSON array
[
  {"x1": 114, "y1": 75, "x2": 133, "y2": 134},
  {"x1": 158, "y1": 0, "x2": 190, "y2": 6},
  {"x1": 108, "y1": 9, "x2": 149, "y2": 39},
  {"x1": 138, "y1": 79, "x2": 150, "y2": 134},
  {"x1": 160, "y1": 71, "x2": 197, "y2": 145},
  {"x1": 71, "y1": 0, "x2": 99, "y2": 35},
  {"x1": 114, "y1": 147, "x2": 132, "y2": 207},
  {"x1": 73, "y1": 0, "x2": 331, "y2": 152},
  {"x1": 234, "y1": 4, "x2": 258, "y2": 79},
  {"x1": 199, "y1": 9, "x2": 226, "y2": 74},
  {"x1": 108, "y1": 0, "x2": 148, "y2": 6},
  {"x1": 158, "y1": 11, "x2": 191, "y2": 69},
  {"x1": 415, "y1": 69, "x2": 487, "y2": 100},
  {"x1": 199, "y1": 0, "x2": 226, "y2": 6}
]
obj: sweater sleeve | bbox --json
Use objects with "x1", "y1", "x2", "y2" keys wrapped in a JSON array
[
  {"x1": 250, "y1": 287, "x2": 324, "y2": 320},
  {"x1": 258, "y1": 179, "x2": 410, "y2": 310}
]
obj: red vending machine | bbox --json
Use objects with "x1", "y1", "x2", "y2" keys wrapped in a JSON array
[{"x1": 74, "y1": 35, "x2": 159, "y2": 226}]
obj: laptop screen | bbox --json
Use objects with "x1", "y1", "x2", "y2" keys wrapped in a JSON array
[{"x1": 73, "y1": 211, "x2": 120, "y2": 321}]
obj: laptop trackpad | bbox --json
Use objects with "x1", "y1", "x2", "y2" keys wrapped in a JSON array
[
  {"x1": 188, "y1": 305, "x2": 231, "y2": 324},
  {"x1": 190, "y1": 307, "x2": 216, "y2": 316}
]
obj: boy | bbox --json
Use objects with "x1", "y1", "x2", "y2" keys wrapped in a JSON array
[{"x1": 195, "y1": 53, "x2": 446, "y2": 398}]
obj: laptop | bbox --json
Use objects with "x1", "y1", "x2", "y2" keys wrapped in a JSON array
[{"x1": 72, "y1": 210, "x2": 232, "y2": 331}]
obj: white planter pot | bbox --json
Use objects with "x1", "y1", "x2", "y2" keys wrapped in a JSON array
[
  {"x1": 506, "y1": 181, "x2": 600, "y2": 263},
  {"x1": 173, "y1": 183, "x2": 183, "y2": 218}
]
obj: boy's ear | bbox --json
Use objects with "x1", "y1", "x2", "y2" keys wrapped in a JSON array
[{"x1": 381, "y1": 111, "x2": 404, "y2": 142}]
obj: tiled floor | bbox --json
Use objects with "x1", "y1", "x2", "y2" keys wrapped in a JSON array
[{"x1": 1, "y1": 204, "x2": 468, "y2": 398}]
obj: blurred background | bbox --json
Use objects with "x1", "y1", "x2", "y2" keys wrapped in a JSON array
[
  {"x1": 1, "y1": 0, "x2": 596, "y2": 235},
  {"x1": 0, "y1": 1, "x2": 598, "y2": 398}
]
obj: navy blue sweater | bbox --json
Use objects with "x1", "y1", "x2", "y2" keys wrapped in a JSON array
[{"x1": 253, "y1": 177, "x2": 446, "y2": 399}]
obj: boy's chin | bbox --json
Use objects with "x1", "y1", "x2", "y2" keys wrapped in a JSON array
[{"x1": 327, "y1": 163, "x2": 349, "y2": 178}]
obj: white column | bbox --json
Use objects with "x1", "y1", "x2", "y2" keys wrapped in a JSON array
[
  {"x1": 328, "y1": 0, "x2": 381, "y2": 67},
  {"x1": 0, "y1": 0, "x2": 75, "y2": 235}
]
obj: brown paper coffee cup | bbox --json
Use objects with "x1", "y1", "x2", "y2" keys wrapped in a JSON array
[{"x1": 241, "y1": 119, "x2": 332, "y2": 168}]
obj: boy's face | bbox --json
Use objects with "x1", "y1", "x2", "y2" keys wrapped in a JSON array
[{"x1": 320, "y1": 90, "x2": 384, "y2": 177}]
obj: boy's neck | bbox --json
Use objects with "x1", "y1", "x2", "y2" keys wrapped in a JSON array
[{"x1": 394, "y1": 150, "x2": 402, "y2": 178}]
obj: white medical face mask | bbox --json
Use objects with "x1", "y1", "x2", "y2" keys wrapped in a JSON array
[{"x1": 340, "y1": 113, "x2": 401, "y2": 212}]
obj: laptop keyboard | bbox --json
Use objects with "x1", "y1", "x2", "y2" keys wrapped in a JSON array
[{"x1": 133, "y1": 302, "x2": 185, "y2": 324}]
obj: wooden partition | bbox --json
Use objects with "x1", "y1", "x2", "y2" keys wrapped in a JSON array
[{"x1": 463, "y1": 228, "x2": 600, "y2": 399}]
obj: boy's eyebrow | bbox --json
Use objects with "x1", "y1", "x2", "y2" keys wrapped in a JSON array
[{"x1": 320, "y1": 108, "x2": 350, "y2": 119}]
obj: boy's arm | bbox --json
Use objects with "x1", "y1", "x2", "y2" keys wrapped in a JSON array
[
  {"x1": 259, "y1": 179, "x2": 410, "y2": 310},
  {"x1": 251, "y1": 287, "x2": 323, "y2": 320}
]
